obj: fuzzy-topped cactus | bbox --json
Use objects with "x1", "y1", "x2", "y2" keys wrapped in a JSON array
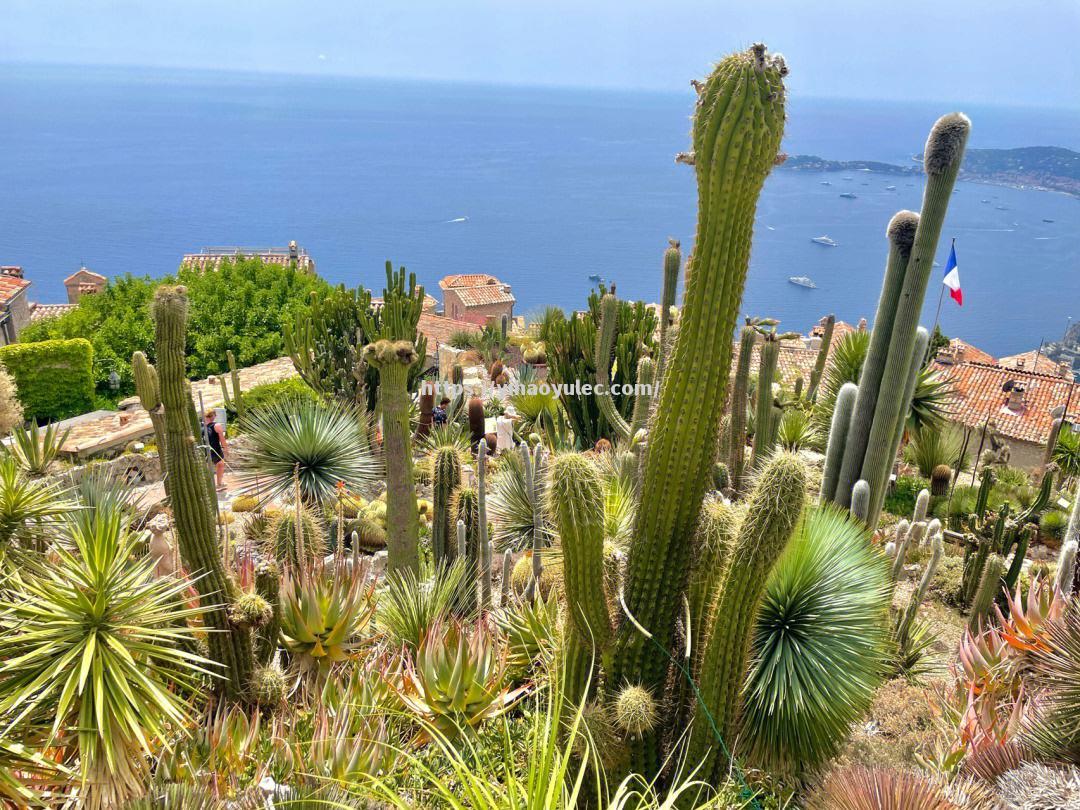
[
  {"x1": 691, "y1": 451, "x2": 807, "y2": 781},
  {"x1": 150, "y1": 286, "x2": 254, "y2": 698},
  {"x1": 609, "y1": 49, "x2": 788, "y2": 750},
  {"x1": 850, "y1": 480, "x2": 871, "y2": 524}
]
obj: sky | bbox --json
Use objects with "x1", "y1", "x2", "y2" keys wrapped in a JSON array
[{"x1": 4, "y1": 0, "x2": 1079, "y2": 107}]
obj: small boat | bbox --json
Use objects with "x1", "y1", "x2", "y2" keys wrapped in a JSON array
[
  {"x1": 588, "y1": 274, "x2": 602, "y2": 282},
  {"x1": 788, "y1": 276, "x2": 817, "y2": 289},
  {"x1": 811, "y1": 235, "x2": 838, "y2": 247},
  {"x1": 981, "y1": 199, "x2": 990, "y2": 203},
  {"x1": 839, "y1": 192, "x2": 857, "y2": 199},
  {"x1": 842, "y1": 176, "x2": 853, "y2": 180},
  {"x1": 820, "y1": 180, "x2": 832, "y2": 186},
  {"x1": 995, "y1": 205, "x2": 1008, "y2": 211},
  {"x1": 1043, "y1": 218, "x2": 1055, "y2": 223},
  {"x1": 885, "y1": 185, "x2": 897, "y2": 191}
]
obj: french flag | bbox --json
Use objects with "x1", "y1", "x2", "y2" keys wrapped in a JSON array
[{"x1": 942, "y1": 240, "x2": 962, "y2": 306}]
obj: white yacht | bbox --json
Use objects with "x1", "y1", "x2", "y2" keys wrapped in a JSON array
[
  {"x1": 788, "y1": 276, "x2": 817, "y2": 289},
  {"x1": 811, "y1": 235, "x2": 838, "y2": 247}
]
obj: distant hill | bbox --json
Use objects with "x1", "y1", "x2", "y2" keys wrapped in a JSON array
[{"x1": 780, "y1": 146, "x2": 1080, "y2": 197}]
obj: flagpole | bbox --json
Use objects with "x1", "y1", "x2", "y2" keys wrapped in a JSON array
[{"x1": 930, "y1": 237, "x2": 955, "y2": 342}]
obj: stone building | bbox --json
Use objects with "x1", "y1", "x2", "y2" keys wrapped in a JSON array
[
  {"x1": 0, "y1": 267, "x2": 32, "y2": 345},
  {"x1": 438, "y1": 274, "x2": 515, "y2": 327},
  {"x1": 63, "y1": 266, "x2": 107, "y2": 304}
]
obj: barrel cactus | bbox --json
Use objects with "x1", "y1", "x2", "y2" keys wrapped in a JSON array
[{"x1": 931, "y1": 464, "x2": 951, "y2": 497}]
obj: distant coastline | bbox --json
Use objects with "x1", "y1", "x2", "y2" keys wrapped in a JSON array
[{"x1": 780, "y1": 146, "x2": 1080, "y2": 197}]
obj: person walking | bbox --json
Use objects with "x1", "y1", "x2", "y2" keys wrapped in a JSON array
[{"x1": 203, "y1": 409, "x2": 228, "y2": 492}]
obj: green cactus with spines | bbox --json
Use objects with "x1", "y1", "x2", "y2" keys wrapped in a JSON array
[
  {"x1": 523, "y1": 444, "x2": 547, "y2": 600},
  {"x1": 477, "y1": 439, "x2": 492, "y2": 610},
  {"x1": 151, "y1": 285, "x2": 255, "y2": 699},
  {"x1": 1003, "y1": 524, "x2": 1033, "y2": 594},
  {"x1": 132, "y1": 350, "x2": 171, "y2": 500},
  {"x1": 1055, "y1": 540, "x2": 1078, "y2": 596},
  {"x1": 264, "y1": 504, "x2": 326, "y2": 568},
  {"x1": 975, "y1": 468, "x2": 994, "y2": 520},
  {"x1": 750, "y1": 331, "x2": 782, "y2": 469},
  {"x1": 964, "y1": 534, "x2": 994, "y2": 606},
  {"x1": 913, "y1": 488, "x2": 931, "y2": 524},
  {"x1": 609, "y1": 50, "x2": 788, "y2": 772},
  {"x1": 655, "y1": 239, "x2": 681, "y2": 384},
  {"x1": 432, "y1": 447, "x2": 462, "y2": 566},
  {"x1": 896, "y1": 530, "x2": 943, "y2": 648},
  {"x1": 629, "y1": 356, "x2": 655, "y2": 438},
  {"x1": 728, "y1": 324, "x2": 757, "y2": 492},
  {"x1": 254, "y1": 560, "x2": 281, "y2": 666},
  {"x1": 690, "y1": 451, "x2": 807, "y2": 782},
  {"x1": 467, "y1": 397, "x2": 485, "y2": 446},
  {"x1": 217, "y1": 349, "x2": 246, "y2": 420},
  {"x1": 806, "y1": 314, "x2": 835, "y2": 402},
  {"x1": 547, "y1": 452, "x2": 610, "y2": 703},
  {"x1": 850, "y1": 479, "x2": 871, "y2": 525},
  {"x1": 968, "y1": 553, "x2": 1005, "y2": 632},
  {"x1": 857, "y1": 114, "x2": 971, "y2": 521},
  {"x1": 500, "y1": 549, "x2": 514, "y2": 605},
  {"x1": 819, "y1": 382, "x2": 857, "y2": 504},
  {"x1": 594, "y1": 292, "x2": 632, "y2": 443},
  {"x1": 834, "y1": 211, "x2": 920, "y2": 507},
  {"x1": 452, "y1": 486, "x2": 481, "y2": 614},
  {"x1": 793, "y1": 376, "x2": 804, "y2": 402}
]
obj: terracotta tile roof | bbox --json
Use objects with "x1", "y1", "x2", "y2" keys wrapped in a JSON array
[
  {"x1": 452, "y1": 284, "x2": 516, "y2": 308},
  {"x1": 731, "y1": 342, "x2": 823, "y2": 387},
  {"x1": 63, "y1": 267, "x2": 106, "y2": 285},
  {"x1": 0, "y1": 275, "x2": 30, "y2": 306},
  {"x1": 439, "y1": 274, "x2": 501, "y2": 290},
  {"x1": 29, "y1": 302, "x2": 76, "y2": 321},
  {"x1": 939, "y1": 361, "x2": 1080, "y2": 445},
  {"x1": 998, "y1": 350, "x2": 1062, "y2": 377},
  {"x1": 180, "y1": 247, "x2": 316, "y2": 273},
  {"x1": 810, "y1": 318, "x2": 860, "y2": 341},
  {"x1": 372, "y1": 293, "x2": 439, "y2": 312},
  {"x1": 417, "y1": 313, "x2": 481, "y2": 352},
  {"x1": 948, "y1": 338, "x2": 996, "y2": 365}
]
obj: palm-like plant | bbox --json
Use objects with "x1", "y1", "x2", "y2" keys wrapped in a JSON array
[
  {"x1": 0, "y1": 509, "x2": 214, "y2": 808},
  {"x1": 279, "y1": 554, "x2": 377, "y2": 673},
  {"x1": 394, "y1": 620, "x2": 526, "y2": 741},
  {"x1": 235, "y1": 398, "x2": 381, "y2": 506},
  {"x1": 0, "y1": 456, "x2": 72, "y2": 550},
  {"x1": 809, "y1": 330, "x2": 870, "y2": 449},
  {"x1": 908, "y1": 364, "x2": 954, "y2": 434},
  {"x1": 378, "y1": 558, "x2": 471, "y2": 651},
  {"x1": 903, "y1": 425, "x2": 967, "y2": 478},
  {"x1": 488, "y1": 450, "x2": 547, "y2": 552},
  {"x1": 776, "y1": 407, "x2": 817, "y2": 451},
  {"x1": 742, "y1": 504, "x2": 892, "y2": 775},
  {"x1": 6, "y1": 421, "x2": 70, "y2": 477},
  {"x1": 1053, "y1": 424, "x2": 1080, "y2": 483}
]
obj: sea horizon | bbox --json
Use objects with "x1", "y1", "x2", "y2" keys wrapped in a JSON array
[{"x1": 2, "y1": 62, "x2": 1078, "y2": 357}]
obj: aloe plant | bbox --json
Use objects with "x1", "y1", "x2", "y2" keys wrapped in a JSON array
[{"x1": 6, "y1": 420, "x2": 70, "y2": 477}]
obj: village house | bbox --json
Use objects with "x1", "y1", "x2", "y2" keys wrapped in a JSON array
[
  {"x1": 180, "y1": 240, "x2": 316, "y2": 274},
  {"x1": 0, "y1": 267, "x2": 33, "y2": 345},
  {"x1": 62, "y1": 265, "x2": 107, "y2": 304},
  {"x1": 438, "y1": 273, "x2": 515, "y2": 327}
]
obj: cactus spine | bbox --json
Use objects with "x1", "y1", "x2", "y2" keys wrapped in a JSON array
[
  {"x1": 609, "y1": 49, "x2": 788, "y2": 741},
  {"x1": 834, "y1": 210, "x2": 920, "y2": 508},
  {"x1": 968, "y1": 553, "x2": 1005, "y2": 632},
  {"x1": 548, "y1": 453, "x2": 611, "y2": 702},
  {"x1": 728, "y1": 325, "x2": 757, "y2": 491},
  {"x1": 151, "y1": 286, "x2": 254, "y2": 698},
  {"x1": 691, "y1": 452, "x2": 807, "y2": 782},
  {"x1": 819, "y1": 382, "x2": 857, "y2": 504},
  {"x1": 850, "y1": 479, "x2": 871, "y2": 524},
  {"x1": 806, "y1": 314, "x2": 834, "y2": 402},
  {"x1": 857, "y1": 115, "x2": 970, "y2": 523},
  {"x1": 595, "y1": 292, "x2": 632, "y2": 442},
  {"x1": 750, "y1": 333, "x2": 781, "y2": 468},
  {"x1": 432, "y1": 447, "x2": 461, "y2": 566}
]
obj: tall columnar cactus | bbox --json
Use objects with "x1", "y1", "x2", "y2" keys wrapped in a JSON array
[
  {"x1": 452, "y1": 487, "x2": 480, "y2": 614},
  {"x1": 217, "y1": 350, "x2": 247, "y2": 421},
  {"x1": 523, "y1": 443, "x2": 547, "y2": 600},
  {"x1": 913, "y1": 488, "x2": 930, "y2": 525},
  {"x1": 806, "y1": 314, "x2": 835, "y2": 402},
  {"x1": 856, "y1": 115, "x2": 970, "y2": 522},
  {"x1": 975, "y1": 468, "x2": 994, "y2": 521},
  {"x1": 547, "y1": 452, "x2": 611, "y2": 703},
  {"x1": 611, "y1": 45, "x2": 788, "y2": 722},
  {"x1": 151, "y1": 286, "x2": 254, "y2": 699},
  {"x1": 500, "y1": 549, "x2": 514, "y2": 605},
  {"x1": 964, "y1": 534, "x2": 994, "y2": 606},
  {"x1": 254, "y1": 560, "x2": 281, "y2": 666},
  {"x1": 629, "y1": 356, "x2": 656, "y2": 438},
  {"x1": 477, "y1": 439, "x2": 492, "y2": 610},
  {"x1": 819, "y1": 382, "x2": 858, "y2": 503},
  {"x1": 750, "y1": 332, "x2": 781, "y2": 468},
  {"x1": 1044, "y1": 406, "x2": 1065, "y2": 469},
  {"x1": 1063, "y1": 488, "x2": 1080, "y2": 594},
  {"x1": 850, "y1": 479, "x2": 871, "y2": 524},
  {"x1": 691, "y1": 452, "x2": 806, "y2": 782},
  {"x1": 416, "y1": 385, "x2": 435, "y2": 439},
  {"x1": 468, "y1": 396, "x2": 485, "y2": 447},
  {"x1": 132, "y1": 351, "x2": 169, "y2": 476},
  {"x1": 656, "y1": 239, "x2": 681, "y2": 383},
  {"x1": 896, "y1": 530, "x2": 943, "y2": 646},
  {"x1": 609, "y1": 49, "x2": 788, "y2": 744},
  {"x1": 968, "y1": 553, "x2": 1005, "y2": 632},
  {"x1": 595, "y1": 292, "x2": 632, "y2": 442},
  {"x1": 432, "y1": 447, "x2": 462, "y2": 566},
  {"x1": 728, "y1": 324, "x2": 757, "y2": 491},
  {"x1": 833, "y1": 211, "x2": 920, "y2": 507},
  {"x1": 1003, "y1": 524, "x2": 1033, "y2": 593},
  {"x1": 1056, "y1": 540, "x2": 1078, "y2": 596}
]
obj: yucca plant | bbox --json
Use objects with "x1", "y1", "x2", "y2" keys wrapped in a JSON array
[
  {"x1": 393, "y1": 619, "x2": 527, "y2": 741},
  {"x1": 1052, "y1": 424, "x2": 1080, "y2": 484},
  {"x1": 488, "y1": 450, "x2": 548, "y2": 552},
  {"x1": 805, "y1": 766, "x2": 961, "y2": 810},
  {"x1": 0, "y1": 509, "x2": 214, "y2": 808},
  {"x1": 0, "y1": 737, "x2": 66, "y2": 807},
  {"x1": 377, "y1": 558, "x2": 471, "y2": 651},
  {"x1": 235, "y1": 398, "x2": 381, "y2": 506},
  {"x1": 908, "y1": 364, "x2": 954, "y2": 435},
  {"x1": 0, "y1": 456, "x2": 72, "y2": 550},
  {"x1": 279, "y1": 553, "x2": 377, "y2": 673},
  {"x1": 903, "y1": 425, "x2": 967, "y2": 478},
  {"x1": 741, "y1": 504, "x2": 891, "y2": 775},
  {"x1": 1025, "y1": 601, "x2": 1080, "y2": 763},
  {"x1": 776, "y1": 407, "x2": 817, "y2": 451},
  {"x1": 6, "y1": 420, "x2": 70, "y2": 477},
  {"x1": 809, "y1": 330, "x2": 870, "y2": 450}
]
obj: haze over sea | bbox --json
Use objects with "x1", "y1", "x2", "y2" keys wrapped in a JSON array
[{"x1": 2, "y1": 65, "x2": 1079, "y2": 357}]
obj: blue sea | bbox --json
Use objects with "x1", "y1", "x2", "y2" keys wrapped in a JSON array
[{"x1": 2, "y1": 64, "x2": 1079, "y2": 357}]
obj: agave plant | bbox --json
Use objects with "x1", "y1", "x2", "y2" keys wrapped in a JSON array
[
  {"x1": 0, "y1": 456, "x2": 73, "y2": 549},
  {"x1": 0, "y1": 508, "x2": 214, "y2": 808},
  {"x1": 806, "y1": 766, "x2": 961, "y2": 810},
  {"x1": 279, "y1": 553, "x2": 377, "y2": 673},
  {"x1": 1025, "y1": 601, "x2": 1080, "y2": 763},
  {"x1": 775, "y1": 407, "x2": 816, "y2": 451},
  {"x1": 6, "y1": 420, "x2": 70, "y2": 477},
  {"x1": 377, "y1": 558, "x2": 471, "y2": 651},
  {"x1": 742, "y1": 505, "x2": 892, "y2": 775},
  {"x1": 495, "y1": 591, "x2": 558, "y2": 677},
  {"x1": 235, "y1": 398, "x2": 381, "y2": 506},
  {"x1": 393, "y1": 620, "x2": 526, "y2": 741}
]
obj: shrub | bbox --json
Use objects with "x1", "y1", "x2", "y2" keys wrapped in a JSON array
[
  {"x1": 883, "y1": 475, "x2": 929, "y2": 519},
  {"x1": 0, "y1": 338, "x2": 94, "y2": 420},
  {"x1": 238, "y1": 377, "x2": 320, "y2": 414},
  {"x1": 1041, "y1": 509, "x2": 1069, "y2": 542},
  {"x1": 0, "y1": 367, "x2": 23, "y2": 434},
  {"x1": 903, "y1": 425, "x2": 966, "y2": 478},
  {"x1": 928, "y1": 553, "x2": 966, "y2": 607}
]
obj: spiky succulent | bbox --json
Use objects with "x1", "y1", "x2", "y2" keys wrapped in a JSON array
[
  {"x1": 263, "y1": 504, "x2": 326, "y2": 569},
  {"x1": 495, "y1": 592, "x2": 558, "y2": 676},
  {"x1": 251, "y1": 664, "x2": 287, "y2": 707},
  {"x1": 228, "y1": 591, "x2": 273, "y2": 630},
  {"x1": 613, "y1": 685, "x2": 658, "y2": 737}
]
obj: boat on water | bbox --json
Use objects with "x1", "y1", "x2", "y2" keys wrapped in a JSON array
[
  {"x1": 839, "y1": 192, "x2": 857, "y2": 199},
  {"x1": 789, "y1": 276, "x2": 817, "y2": 289},
  {"x1": 981, "y1": 199, "x2": 990, "y2": 203},
  {"x1": 885, "y1": 185, "x2": 897, "y2": 190},
  {"x1": 811, "y1": 235, "x2": 838, "y2": 247},
  {"x1": 820, "y1": 180, "x2": 831, "y2": 186},
  {"x1": 995, "y1": 205, "x2": 1009, "y2": 211},
  {"x1": 588, "y1": 274, "x2": 602, "y2": 282},
  {"x1": 842, "y1": 176, "x2": 853, "y2": 180},
  {"x1": 1043, "y1": 218, "x2": 1055, "y2": 223}
]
